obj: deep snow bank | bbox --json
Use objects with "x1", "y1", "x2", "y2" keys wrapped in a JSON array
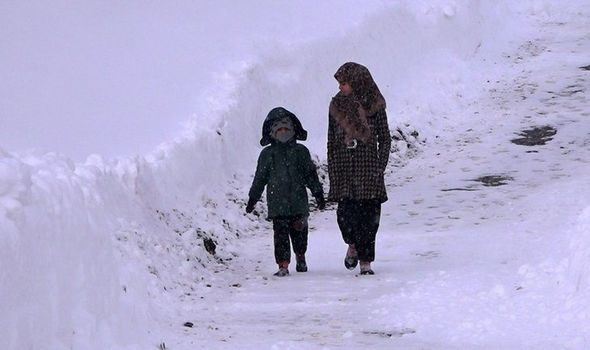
[{"x1": 0, "y1": 2, "x2": 543, "y2": 349}]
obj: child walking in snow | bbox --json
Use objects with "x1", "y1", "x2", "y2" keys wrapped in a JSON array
[{"x1": 246, "y1": 107, "x2": 325, "y2": 277}]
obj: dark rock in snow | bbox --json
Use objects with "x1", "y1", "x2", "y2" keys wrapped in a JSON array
[
  {"x1": 203, "y1": 237, "x2": 217, "y2": 255},
  {"x1": 511, "y1": 125, "x2": 556, "y2": 146},
  {"x1": 473, "y1": 175, "x2": 514, "y2": 187}
]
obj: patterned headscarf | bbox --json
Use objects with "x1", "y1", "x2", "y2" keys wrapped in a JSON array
[
  {"x1": 333, "y1": 62, "x2": 386, "y2": 112},
  {"x1": 330, "y1": 62, "x2": 386, "y2": 146}
]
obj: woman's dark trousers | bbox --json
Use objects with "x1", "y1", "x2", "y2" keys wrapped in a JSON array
[
  {"x1": 272, "y1": 216, "x2": 308, "y2": 264},
  {"x1": 337, "y1": 199, "x2": 381, "y2": 262}
]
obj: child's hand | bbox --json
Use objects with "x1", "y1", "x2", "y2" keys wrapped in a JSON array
[
  {"x1": 245, "y1": 198, "x2": 257, "y2": 213},
  {"x1": 292, "y1": 217, "x2": 306, "y2": 231}
]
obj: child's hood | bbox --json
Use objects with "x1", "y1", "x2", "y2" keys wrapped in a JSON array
[{"x1": 260, "y1": 107, "x2": 308, "y2": 146}]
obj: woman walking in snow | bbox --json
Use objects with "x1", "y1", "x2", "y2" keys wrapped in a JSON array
[{"x1": 327, "y1": 62, "x2": 391, "y2": 275}]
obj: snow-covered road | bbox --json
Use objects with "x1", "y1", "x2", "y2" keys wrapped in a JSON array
[
  {"x1": 162, "y1": 8, "x2": 590, "y2": 350},
  {"x1": 4, "y1": 3, "x2": 589, "y2": 349}
]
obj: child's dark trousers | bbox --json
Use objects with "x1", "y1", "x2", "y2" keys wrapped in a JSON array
[{"x1": 272, "y1": 215, "x2": 308, "y2": 264}]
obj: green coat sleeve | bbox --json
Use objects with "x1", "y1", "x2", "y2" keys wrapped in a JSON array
[
  {"x1": 300, "y1": 146, "x2": 323, "y2": 197},
  {"x1": 248, "y1": 149, "x2": 270, "y2": 201}
]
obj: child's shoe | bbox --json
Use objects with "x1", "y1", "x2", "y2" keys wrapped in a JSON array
[
  {"x1": 274, "y1": 268, "x2": 289, "y2": 277},
  {"x1": 296, "y1": 261, "x2": 307, "y2": 272},
  {"x1": 295, "y1": 254, "x2": 308, "y2": 272},
  {"x1": 274, "y1": 261, "x2": 289, "y2": 277},
  {"x1": 359, "y1": 261, "x2": 374, "y2": 275},
  {"x1": 344, "y1": 244, "x2": 358, "y2": 270}
]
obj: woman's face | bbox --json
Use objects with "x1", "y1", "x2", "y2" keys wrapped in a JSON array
[{"x1": 338, "y1": 81, "x2": 353, "y2": 96}]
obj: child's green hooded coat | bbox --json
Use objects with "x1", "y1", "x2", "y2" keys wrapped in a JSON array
[{"x1": 248, "y1": 107, "x2": 323, "y2": 219}]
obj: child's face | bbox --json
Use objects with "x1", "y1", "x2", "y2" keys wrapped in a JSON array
[
  {"x1": 270, "y1": 117, "x2": 295, "y2": 143},
  {"x1": 275, "y1": 127, "x2": 291, "y2": 138},
  {"x1": 338, "y1": 81, "x2": 353, "y2": 96}
]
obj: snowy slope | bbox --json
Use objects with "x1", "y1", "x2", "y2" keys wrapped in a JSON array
[
  {"x1": 1, "y1": 1, "x2": 589, "y2": 349},
  {"x1": 158, "y1": 3, "x2": 590, "y2": 349}
]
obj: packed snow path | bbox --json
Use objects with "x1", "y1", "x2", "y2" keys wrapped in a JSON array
[{"x1": 162, "y1": 13, "x2": 590, "y2": 350}]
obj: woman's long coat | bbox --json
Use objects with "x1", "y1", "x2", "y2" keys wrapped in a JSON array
[{"x1": 327, "y1": 109, "x2": 391, "y2": 203}]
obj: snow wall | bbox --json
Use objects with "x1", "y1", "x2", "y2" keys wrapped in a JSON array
[{"x1": 0, "y1": 1, "x2": 584, "y2": 349}]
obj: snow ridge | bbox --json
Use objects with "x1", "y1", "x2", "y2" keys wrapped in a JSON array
[{"x1": 3, "y1": 2, "x2": 582, "y2": 349}]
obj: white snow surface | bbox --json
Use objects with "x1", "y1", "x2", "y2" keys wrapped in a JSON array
[{"x1": 1, "y1": 1, "x2": 590, "y2": 349}]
